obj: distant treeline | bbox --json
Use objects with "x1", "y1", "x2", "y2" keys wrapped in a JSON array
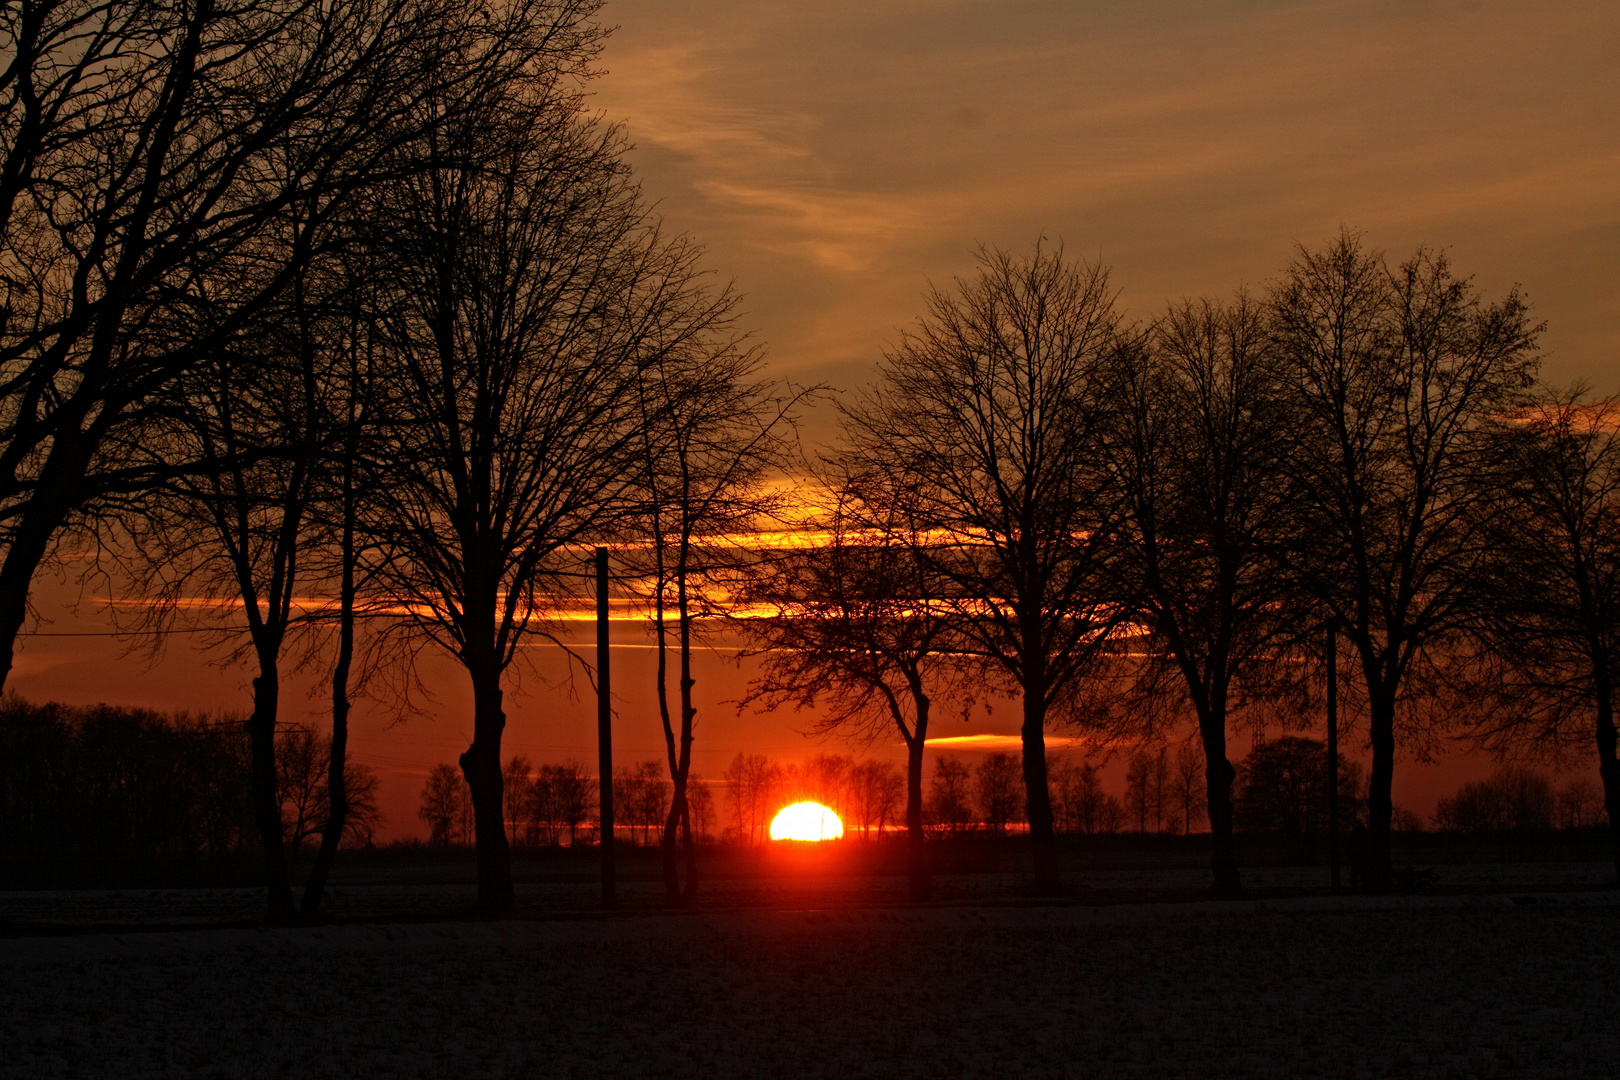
[
  {"x1": 0, "y1": 697, "x2": 380, "y2": 871},
  {"x1": 415, "y1": 742, "x2": 1610, "y2": 851},
  {"x1": 0, "y1": 697, "x2": 251, "y2": 861}
]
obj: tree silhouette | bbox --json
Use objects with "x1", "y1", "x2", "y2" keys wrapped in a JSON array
[
  {"x1": 628, "y1": 320, "x2": 806, "y2": 904},
  {"x1": 841, "y1": 243, "x2": 1131, "y2": 894},
  {"x1": 847, "y1": 759, "x2": 904, "y2": 839},
  {"x1": 1465, "y1": 389, "x2": 1620, "y2": 877},
  {"x1": 1169, "y1": 743, "x2": 1206, "y2": 836},
  {"x1": 724, "y1": 752, "x2": 781, "y2": 845},
  {"x1": 277, "y1": 727, "x2": 381, "y2": 850},
  {"x1": 359, "y1": 39, "x2": 721, "y2": 911},
  {"x1": 1233, "y1": 736, "x2": 1362, "y2": 836},
  {"x1": 0, "y1": 0, "x2": 485, "y2": 701},
  {"x1": 741, "y1": 490, "x2": 958, "y2": 898},
  {"x1": 418, "y1": 763, "x2": 471, "y2": 848},
  {"x1": 0, "y1": 698, "x2": 253, "y2": 868},
  {"x1": 123, "y1": 247, "x2": 368, "y2": 918},
  {"x1": 928, "y1": 757, "x2": 973, "y2": 835},
  {"x1": 1050, "y1": 758, "x2": 1123, "y2": 835},
  {"x1": 1433, "y1": 767, "x2": 1554, "y2": 833},
  {"x1": 1102, "y1": 291, "x2": 1304, "y2": 890},
  {"x1": 975, "y1": 753, "x2": 1023, "y2": 835},
  {"x1": 1124, "y1": 749, "x2": 1168, "y2": 833},
  {"x1": 1271, "y1": 232, "x2": 1539, "y2": 889}
]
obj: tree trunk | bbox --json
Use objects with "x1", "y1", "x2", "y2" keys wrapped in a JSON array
[
  {"x1": 662, "y1": 776, "x2": 687, "y2": 904},
  {"x1": 0, "y1": 513, "x2": 54, "y2": 696},
  {"x1": 1019, "y1": 670, "x2": 1061, "y2": 896},
  {"x1": 1595, "y1": 690, "x2": 1620, "y2": 884},
  {"x1": 1364, "y1": 683, "x2": 1397, "y2": 893},
  {"x1": 680, "y1": 797, "x2": 698, "y2": 907},
  {"x1": 300, "y1": 670, "x2": 349, "y2": 919},
  {"x1": 461, "y1": 666, "x2": 514, "y2": 914},
  {"x1": 249, "y1": 665, "x2": 295, "y2": 921},
  {"x1": 659, "y1": 557, "x2": 700, "y2": 907},
  {"x1": 1198, "y1": 717, "x2": 1240, "y2": 896},
  {"x1": 905, "y1": 700, "x2": 932, "y2": 901},
  {"x1": 653, "y1": 538, "x2": 678, "y2": 902},
  {"x1": 1326, "y1": 625, "x2": 1341, "y2": 894},
  {"x1": 0, "y1": 433, "x2": 95, "y2": 695},
  {"x1": 301, "y1": 518, "x2": 357, "y2": 919},
  {"x1": 676, "y1": 569, "x2": 699, "y2": 903}
]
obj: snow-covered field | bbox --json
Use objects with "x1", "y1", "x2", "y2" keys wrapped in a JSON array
[
  {"x1": 4, "y1": 857, "x2": 1612, "y2": 930},
  {"x1": 5, "y1": 893, "x2": 1618, "y2": 1079}
]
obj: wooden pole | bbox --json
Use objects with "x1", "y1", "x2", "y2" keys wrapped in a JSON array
[
  {"x1": 1326, "y1": 622, "x2": 1340, "y2": 894},
  {"x1": 597, "y1": 546, "x2": 616, "y2": 908}
]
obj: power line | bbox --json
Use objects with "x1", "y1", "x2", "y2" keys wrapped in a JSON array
[{"x1": 17, "y1": 627, "x2": 229, "y2": 637}]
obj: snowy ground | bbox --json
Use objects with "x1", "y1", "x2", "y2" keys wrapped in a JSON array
[
  {"x1": 1, "y1": 856, "x2": 1613, "y2": 929},
  {"x1": 5, "y1": 893, "x2": 1619, "y2": 1079}
]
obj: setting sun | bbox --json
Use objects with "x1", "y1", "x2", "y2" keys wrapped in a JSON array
[{"x1": 769, "y1": 802, "x2": 844, "y2": 842}]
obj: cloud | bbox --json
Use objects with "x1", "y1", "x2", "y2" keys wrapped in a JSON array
[
  {"x1": 595, "y1": 0, "x2": 1620, "y2": 399},
  {"x1": 926, "y1": 734, "x2": 1088, "y2": 751}
]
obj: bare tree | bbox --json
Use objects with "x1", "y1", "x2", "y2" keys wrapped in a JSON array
[
  {"x1": 974, "y1": 753, "x2": 1023, "y2": 835},
  {"x1": 1102, "y1": 291, "x2": 1303, "y2": 891},
  {"x1": 1464, "y1": 389, "x2": 1620, "y2": 877},
  {"x1": 302, "y1": 329, "x2": 367, "y2": 914},
  {"x1": 503, "y1": 756, "x2": 533, "y2": 846},
  {"x1": 847, "y1": 759, "x2": 903, "y2": 839},
  {"x1": 783, "y1": 754, "x2": 854, "y2": 818},
  {"x1": 1433, "y1": 767, "x2": 1555, "y2": 833},
  {"x1": 612, "y1": 759, "x2": 669, "y2": 846},
  {"x1": 361, "y1": 58, "x2": 720, "y2": 911},
  {"x1": 1170, "y1": 743, "x2": 1206, "y2": 835},
  {"x1": 740, "y1": 489, "x2": 958, "y2": 898},
  {"x1": 1233, "y1": 735, "x2": 1363, "y2": 835},
  {"x1": 1048, "y1": 758, "x2": 1082, "y2": 833},
  {"x1": 277, "y1": 726, "x2": 381, "y2": 850},
  {"x1": 0, "y1": 0, "x2": 495, "y2": 699},
  {"x1": 1124, "y1": 751, "x2": 1153, "y2": 833},
  {"x1": 724, "y1": 751, "x2": 781, "y2": 845},
  {"x1": 278, "y1": 727, "x2": 327, "y2": 851},
  {"x1": 418, "y1": 762, "x2": 471, "y2": 847},
  {"x1": 686, "y1": 776, "x2": 715, "y2": 842},
  {"x1": 840, "y1": 242, "x2": 1130, "y2": 894},
  {"x1": 1557, "y1": 777, "x2": 1604, "y2": 830},
  {"x1": 550, "y1": 761, "x2": 595, "y2": 846},
  {"x1": 629, "y1": 322, "x2": 807, "y2": 905},
  {"x1": 121, "y1": 246, "x2": 359, "y2": 919},
  {"x1": 1270, "y1": 231, "x2": 1540, "y2": 888},
  {"x1": 928, "y1": 757, "x2": 973, "y2": 835}
]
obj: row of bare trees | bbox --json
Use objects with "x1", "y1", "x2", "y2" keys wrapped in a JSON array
[
  {"x1": 722, "y1": 751, "x2": 907, "y2": 843},
  {"x1": 742, "y1": 233, "x2": 1617, "y2": 898},
  {"x1": 1432, "y1": 767, "x2": 1607, "y2": 834},
  {"x1": 421, "y1": 755, "x2": 717, "y2": 848},
  {"x1": 1, "y1": 2, "x2": 802, "y2": 918}
]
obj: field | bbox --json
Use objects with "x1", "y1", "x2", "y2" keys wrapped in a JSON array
[{"x1": 4, "y1": 840, "x2": 1618, "y2": 1078}]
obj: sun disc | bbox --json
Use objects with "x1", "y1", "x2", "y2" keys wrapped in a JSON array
[{"x1": 769, "y1": 802, "x2": 843, "y2": 841}]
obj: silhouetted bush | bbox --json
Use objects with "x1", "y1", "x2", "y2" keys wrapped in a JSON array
[{"x1": 1233, "y1": 736, "x2": 1364, "y2": 836}]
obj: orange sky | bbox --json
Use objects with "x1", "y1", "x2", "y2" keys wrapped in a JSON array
[
  {"x1": 13, "y1": 0, "x2": 1619, "y2": 837},
  {"x1": 594, "y1": 0, "x2": 1619, "y2": 447}
]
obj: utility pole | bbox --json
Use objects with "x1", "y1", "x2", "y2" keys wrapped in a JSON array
[
  {"x1": 596, "y1": 546, "x2": 615, "y2": 908},
  {"x1": 1326, "y1": 622, "x2": 1340, "y2": 894}
]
